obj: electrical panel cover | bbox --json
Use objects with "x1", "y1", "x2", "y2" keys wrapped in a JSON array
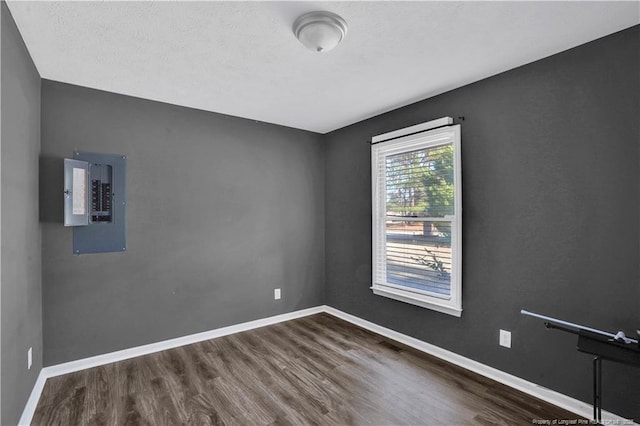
[{"x1": 63, "y1": 152, "x2": 127, "y2": 254}]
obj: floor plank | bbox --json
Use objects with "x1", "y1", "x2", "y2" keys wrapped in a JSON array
[{"x1": 32, "y1": 313, "x2": 582, "y2": 425}]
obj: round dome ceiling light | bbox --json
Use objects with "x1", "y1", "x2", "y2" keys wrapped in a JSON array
[{"x1": 293, "y1": 11, "x2": 348, "y2": 53}]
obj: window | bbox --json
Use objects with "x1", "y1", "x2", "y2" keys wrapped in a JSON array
[{"x1": 371, "y1": 118, "x2": 462, "y2": 317}]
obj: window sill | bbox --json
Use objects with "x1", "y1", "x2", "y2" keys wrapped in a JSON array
[{"x1": 371, "y1": 285, "x2": 462, "y2": 317}]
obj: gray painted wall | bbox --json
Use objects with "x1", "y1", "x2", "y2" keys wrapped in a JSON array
[
  {"x1": 40, "y1": 81, "x2": 325, "y2": 366},
  {"x1": 1, "y1": 2, "x2": 43, "y2": 425},
  {"x1": 324, "y1": 26, "x2": 640, "y2": 419}
]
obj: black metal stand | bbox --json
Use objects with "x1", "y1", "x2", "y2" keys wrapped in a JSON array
[
  {"x1": 578, "y1": 332, "x2": 640, "y2": 424},
  {"x1": 592, "y1": 356, "x2": 602, "y2": 424},
  {"x1": 540, "y1": 322, "x2": 640, "y2": 424}
]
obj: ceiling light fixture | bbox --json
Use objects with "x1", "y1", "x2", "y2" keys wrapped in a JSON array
[{"x1": 293, "y1": 11, "x2": 348, "y2": 53}]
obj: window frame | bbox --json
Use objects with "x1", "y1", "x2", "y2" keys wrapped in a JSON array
[{"x1": 371, "y1": 122, "x2": 462, "y2": 317}]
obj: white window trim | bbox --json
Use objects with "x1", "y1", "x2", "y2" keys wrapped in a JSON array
[{"x1": 371, "y1": 119, "x2": 462, "y2": 317}]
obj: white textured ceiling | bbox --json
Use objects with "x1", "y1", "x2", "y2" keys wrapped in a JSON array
[{"x1": 6, "y1": 1, "x2": 640, "y2": 134}]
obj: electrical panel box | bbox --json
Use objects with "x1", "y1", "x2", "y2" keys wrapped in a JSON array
[{"x1": 63, "y1": 152, "x2": 126, "y2": 254}]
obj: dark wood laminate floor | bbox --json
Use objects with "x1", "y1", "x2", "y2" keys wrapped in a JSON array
[{"x1": 33, "y1": 313, "x2": 581, "y2": 425}]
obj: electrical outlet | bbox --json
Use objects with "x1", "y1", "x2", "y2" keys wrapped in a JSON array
[
  {"x1": 499, "y1": 330, "x2": 511, "y2": 348},
  {"x1": 28, "y1": 347, "x2": 33, "y2": 370},
  {"x1": 274, "y1": 288, "x2": 281, "y2": 300}
]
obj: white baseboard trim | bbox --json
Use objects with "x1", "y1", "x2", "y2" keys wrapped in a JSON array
[
  {"x1": 19, "y1": 304, "x2": 635, "y2": 425},
  {"x1": 18, "y1": 306, "x2": 324, "y2": 425},
  {"x1": 17, "y1": 370, "x2": 47, "y2": 426},
  {"x1": 323, "y1": 306, "x2": 636, "y2": 425},
  {"x1": 44, "y1": 306, "x2": 324, "y2": 379}
]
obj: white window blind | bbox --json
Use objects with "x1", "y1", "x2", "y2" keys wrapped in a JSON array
[{"x1": 371, "y1": 121, "x2": 462, "y2": 317}]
